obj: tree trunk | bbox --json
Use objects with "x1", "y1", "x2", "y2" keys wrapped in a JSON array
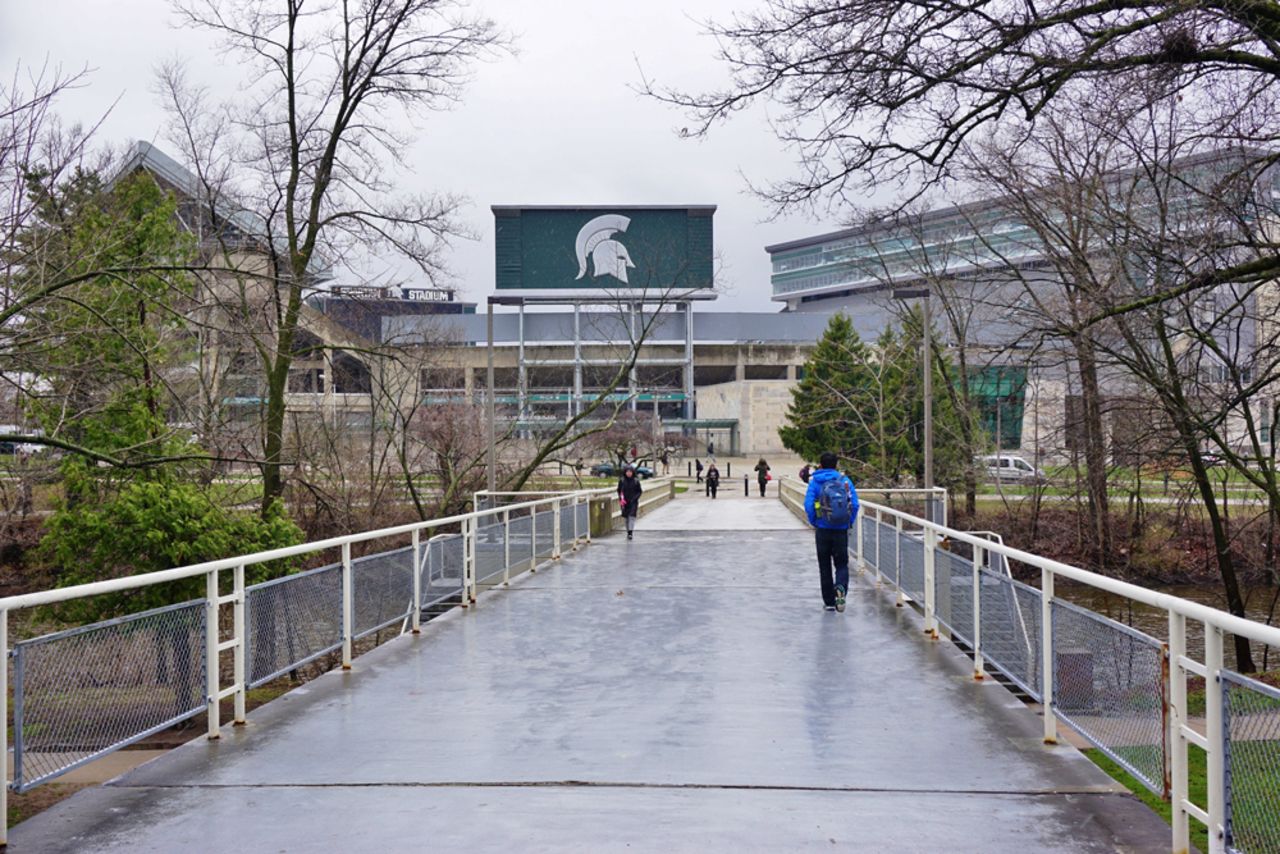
[{"x1": 1074, "y1": 335, "x2": 1112, "y2": 566}]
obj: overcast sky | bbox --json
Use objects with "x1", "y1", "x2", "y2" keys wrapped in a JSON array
[{"x1": 4, "y1": 0, "x2": 838, "y2": 312}]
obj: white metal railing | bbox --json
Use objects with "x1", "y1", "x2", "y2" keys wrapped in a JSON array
[
  {"x1": 780, "y1": 475, "x2": 1280, "y2": 854},
  {"x1": 0, "y1": 486, "x2": 610, "y2": 845}
]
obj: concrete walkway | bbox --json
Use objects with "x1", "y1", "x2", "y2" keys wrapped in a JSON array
[{"x1": 11, "y1": 495, "x2": 1171, "y2": 852}]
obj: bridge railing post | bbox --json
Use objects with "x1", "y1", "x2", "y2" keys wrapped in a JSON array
[
  {"x1": 1040, "y1": 566, "x2": 1056, "y2": 744},
  {"x1": 855, "y1": 509, "x2": 864, "y2": 575},
  {"x1": 411, "y1": 530, "x2": 422, "y2": 634},
  {"x1": 530, "y1": 506, "x2": 538, "y2": 572},
  {"x1": 895, "y1": 515, "x2": 905, "y2": 607},
  {"x1": 972, "y1": 543, "x2": 985, "y2": 680},
  {"x1": 233, "y1": 563, "x2": 246, "y2": 724},
  {"x1": 1, "y1": 608, "x2": 9, "y2": 847},
  {"x1": 553, "y1": 499, "x2": 562, "y2": 560},
  {"x1": 1205, "y1": 623, "x2": 1226, "y2": 852},
  {"x1": 205, "y1": 569, "x2": 221, "y2": 738},
  {"x1": 1168, "y1": 612, "x2": 1190, "y2": 852},
  {"x1": 874, "y1": 508, "x2": 882, "y2": 586},
  {"x1": 923, "y1": 526, "x2": 937, "y2": 639},
  {"x1": 342, "y1": 542, "x2": 354, "y2": 666},
  {"x1": 465, "y1": 516, "x2": 477, "y2": 603},
  {"x1": 503, "y1": 509, "x2": 512, "y2": 585}
]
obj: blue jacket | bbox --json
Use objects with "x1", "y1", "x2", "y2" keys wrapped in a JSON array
[{"x1": 804, "y1": 468, "x2": 859, "y2": 529}]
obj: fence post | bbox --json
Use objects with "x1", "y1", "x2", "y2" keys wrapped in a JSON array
[
  {"x1": 206, "y1": 569, "x2": 221, "y2": 738},
  {"x1": 1, "y1": 608, "x2": 9, "y2": 847},
  {"x1": 855, "y1": 510, "x2": 865, "y2": 575},
  {"x1": 572, "y1": 495, "x2": 579, "y2": 548},
  {"x1": 1168, "y1": 611, "x2": 1190, "y2": 853},
  {"x1": 971, "y1": 544, "x2": 985, "y2": 680},
  {"x1": 923, "y1": 526, "x2": 938, "y2": 639},
  {"x1": 466, "y1": 516, "x2": 478, "y2": 603},
  {"x1": 1040, "y1": 566, "x2": 1056, "y2": 744},
  {"x1": 233, "y1": 563, "x2": 247, "y2": 724},
  {"x1": 503, "y1": 509, "x2": 512, "y2": 585},
  {"x1": 530, "y1": 506, "x2": 538, "y2": 572},
  {"x1": 553, "y1": 499, "x2": 562, "y2": 560},
  {"x1": 895, "y1": 515, "x2": 905, "y2": 607},
  {"x1": 1205, "y1": 623, "x2": 1226, "y2": 853},
  {"x1": 341, "y1": 543, "x2": 354, "y2": 667},
  {"x1": 411, "y1": 529, "x2": 422, "y2": 634},
  {"x1": 874, "y1": 508, "x2": 882, "y2": 586}
]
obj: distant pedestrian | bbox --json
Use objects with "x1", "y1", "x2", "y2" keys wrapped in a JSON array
[
  {"x1": 799, "y1": 464, "x2": 811, "y2": 483},
  {"x1": 695, "y1": 459, "x2": 704, "y2": 483},
  {"x1": 804, "y1": 452, "x2": 860, "y2": 613},
  {"x1": 660, "y1": 450, "x2": 670, "y2": 474},
  {"x1": 618, "y1": 465, "x2": 643, "y2": 540},
  {"x1": 754, "y1": 457, "x2": 771, "y2": 497},
  {"x1": 708, "y1": 439, "x2": 715, "y2": 456},
  {"x1": 705, "y1": 463, "x2": 720, "y2": 499}
]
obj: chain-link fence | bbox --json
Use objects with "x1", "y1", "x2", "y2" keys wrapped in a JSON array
[
  {"x1": 979, "y1": 567, "x2": 1042, "y2": 700},
  {"x1": 12, "y1": 600, "x2": 206, "y2": 791},
  {"x1": 934, "y1": 549, "x2": 975, "y2": 647},
  {"x1": 1051, "y1": 599, "x2": 1167, "y2": 796},
  {"x1": 507, "y1": 513, "x2": 534, "y2": 574},
  {"x1": 534, "y1": 508, "x2": 555, "y2": 560},
  {"x1": 353, "y1": 546, "x2": 416, "y2": 639},
  {"x1": 898, "y1": 532, "x2": 926, "y2": 602},
  {"x1": 878, "y1": 520, "x2": 898, "y2": 587},
  {"x1": 475, "y1": 520, "x2": 507, "y2": 586},
  {"x1": 860, "y1": 515, "x2": 878, "y2": 573},
  {"x1": 423, "y1": 533, "x2": 464, "y2": 608},
  {"x1": 248, "y1": 562, "x2": 343, "y2": 687},
  {"x1": 1224, "y1": 670, "x2": 1280, "y2": 854}
]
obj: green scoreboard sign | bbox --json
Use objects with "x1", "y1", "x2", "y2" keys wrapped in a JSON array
[{"x1": 492, "y1": 206, "x2": 715, "y2": 294}]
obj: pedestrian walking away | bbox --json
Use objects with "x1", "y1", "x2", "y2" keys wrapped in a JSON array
[
  {"x1": 754, "y1": 457, "x2": 771, "y2": 497},
  {"x1": 804, "y1": 452, "x2": 860, "y2": 612},
  {"x1": 799, "y1": 463, "x2": 811, "y2": 483},
  {"x1": 618, "y1": 465, "x2": 643, "y2": 540},
  {"x1": 695, "y1": 458, "x2": 704, "y2": 483},
  {"x1": 705, "y1": 463, "x2": 720, "y2": 499}
]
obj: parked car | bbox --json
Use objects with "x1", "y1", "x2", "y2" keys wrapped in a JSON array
[
  {"x1": 589, "y1": 461, "x2": 655, "y2": 478},
  {"x1": 977, "y1": 454, "x2": 1046, "y2": 483}
]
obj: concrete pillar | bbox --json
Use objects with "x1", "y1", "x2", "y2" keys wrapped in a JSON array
[
  {"x1": 786, "y1": 364, "x2": 797, "y2": 381},
  {"x1": 464, "y1": 364, "x2": 475, "y2": 404}
]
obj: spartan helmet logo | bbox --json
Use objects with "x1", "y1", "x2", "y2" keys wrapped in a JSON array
[{"x1": 575, "y1": 214, "x2": 636, "y2": 284}]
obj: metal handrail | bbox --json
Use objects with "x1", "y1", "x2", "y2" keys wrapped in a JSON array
[
  {"x1": 0, "y1": 485, "x2": 605, "y2": 844},
  {"x1": 855, "y1": 497, "x2": 1280, "y2": 854}
]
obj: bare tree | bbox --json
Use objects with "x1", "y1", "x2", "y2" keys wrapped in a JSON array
[
  {"x1": 160, "y1": 0, "x2": 507, "y2": 515},
  {"x1": 644, "y1": 0, "x2": 1280, "y2": 315}
]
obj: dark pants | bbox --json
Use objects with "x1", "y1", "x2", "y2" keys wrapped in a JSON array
[
  {"x1": 814, "y1": 527, "x2": 850, "y2": 607},
  {"x1": 758, "y1": 479, "x2": 767, "y2": 496},
  {"x1": 708, "y1": 480, "x2": 718, "y2": 498}
]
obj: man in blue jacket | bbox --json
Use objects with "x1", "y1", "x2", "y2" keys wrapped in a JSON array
[{"x1": 804, "y1": 452, "x2": 860, "y2": 612}]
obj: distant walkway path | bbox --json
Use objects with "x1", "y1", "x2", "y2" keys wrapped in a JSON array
[
  {"x1": 12, "y1": 498, "x2": 1170, "y2": 852},
  {"x1": 641, "y1": 487, "x2": 806, "y2": 531}
]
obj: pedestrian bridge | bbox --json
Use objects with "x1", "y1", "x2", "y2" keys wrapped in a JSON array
[{"x1": 3, "y1": 482, "x2": 1278, "y2": 852}]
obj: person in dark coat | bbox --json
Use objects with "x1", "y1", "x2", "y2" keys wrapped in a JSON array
[
  {"x1": 695, "y1": 459, "x2": 704, "y2": 483},
  {"x1": 754, "y1": 457, "x2": 771, "y2": 497},
  {"x1": 618, "y1": 465, "x2": 643, "y2": 540},
  {"x1": 799, "y1": 464, "x2": 811, "y2": 483},
  {"x1": 705, "y1": 463, "x2": 720, "y2": 498}
]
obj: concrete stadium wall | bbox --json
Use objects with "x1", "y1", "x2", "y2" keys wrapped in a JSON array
[{"x1": 697, "y1": 379, "x2": 796, "y2": 455}]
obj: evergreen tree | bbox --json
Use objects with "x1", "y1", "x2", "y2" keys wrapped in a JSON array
[{"x1": 780, "y1": 309, "x2": 980, "y2": 488}]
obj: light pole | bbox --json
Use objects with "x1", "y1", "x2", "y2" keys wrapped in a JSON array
[
  {"x1": 893, "y1": 286, "x2": 935, "y2": 522},
  {"x1": 486, "y1": 297, "x2": 496, "y2": 493}
]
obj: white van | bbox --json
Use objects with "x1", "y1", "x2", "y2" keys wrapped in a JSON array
[{"x1": 977, "y1": 454, "x2": 1045, "y2": 483}]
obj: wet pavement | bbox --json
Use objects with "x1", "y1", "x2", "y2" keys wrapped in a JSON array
[{"x1": 10, "y1": 496, "x2": 1173, "y2": 852}]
